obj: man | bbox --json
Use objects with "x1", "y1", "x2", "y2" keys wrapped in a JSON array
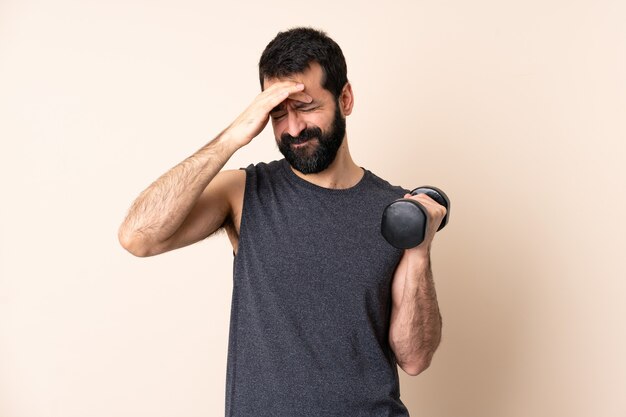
[{"x1": 118, "y1": 27, "x2": 445, "y2": 417}]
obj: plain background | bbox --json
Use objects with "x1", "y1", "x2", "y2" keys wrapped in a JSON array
[{"x1": 1, "y1": 0, "x2": 625, "y2": 416}]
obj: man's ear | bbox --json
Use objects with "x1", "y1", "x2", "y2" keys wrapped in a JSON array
[{"x1": 339, "y1": 82, "x2": 354, "y2": 116}]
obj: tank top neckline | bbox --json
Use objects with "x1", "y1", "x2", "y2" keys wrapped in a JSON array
[{"x1": 279, "y1": 158, "x2": 370, "y2": 194}]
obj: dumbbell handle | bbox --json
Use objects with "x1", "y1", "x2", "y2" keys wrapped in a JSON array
[{"x1": 380, "y1": 186, "x2": 450, "y2": 249}]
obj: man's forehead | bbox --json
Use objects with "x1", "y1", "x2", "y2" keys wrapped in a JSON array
[{"x1": 262, "y1": 62, "x2": 325, "y2": 90}]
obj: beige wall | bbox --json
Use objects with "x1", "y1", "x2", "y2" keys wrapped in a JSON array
[{"x1": 1, "y1": 0, "x2": 625, "y2": 416}]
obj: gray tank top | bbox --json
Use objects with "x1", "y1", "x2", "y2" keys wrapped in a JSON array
[{"x1": 225, "y1": 158, "x2": 411, "y2": 417}]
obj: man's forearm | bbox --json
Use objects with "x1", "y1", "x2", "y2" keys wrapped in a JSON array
[
  {"x1": 118, "y1": 130, "x2": 239, "y2": 251},
  {"x1": 389, "y1": 249, "x2": 442, "y2": 375}
]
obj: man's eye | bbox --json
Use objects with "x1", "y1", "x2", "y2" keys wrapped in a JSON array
[
  {"x1": 299, "y1": 107, "x2": 316, "y2": 112},
  {"x1": 271, "y1": 112, "x2": 286, "y2": 119}
]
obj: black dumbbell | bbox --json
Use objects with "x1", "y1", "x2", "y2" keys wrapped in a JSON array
[{"x1": 381, "y1": 186, "x2": 450, "y2": 249}]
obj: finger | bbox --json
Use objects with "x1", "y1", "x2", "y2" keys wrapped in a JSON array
[
  {"x1": 265, "y1": 81, "x2": 305, "y2": 97},
  {"x1": 287, "y1": 91, "x2": 313, "y2": 103},
  {"x1": 263, "y1": 83, "x2": 305, "y2": 107},
  {"x1": 407, "y1": 195, "x2": 445, "y2": 217},
  {"x1": 405, "y1": 193, "x2": 432, "y2": 206}
]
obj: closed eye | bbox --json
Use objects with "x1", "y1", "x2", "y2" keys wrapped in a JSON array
[{"x1": 271, "y1": 107, "x2": 316, "y2": 120}]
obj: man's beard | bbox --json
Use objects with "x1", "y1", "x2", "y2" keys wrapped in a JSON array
[{"x1": 277, "y1": 102, "x2": 346, "y2": 174}]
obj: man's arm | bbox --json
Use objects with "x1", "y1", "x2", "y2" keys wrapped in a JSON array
[
  {"x1": 388, "y1": 192, "x2": 447, "y2": 376},
  {"x1": 389, "y1": 248, "x2": 442, "y2": 376},
  {"x1": 117, "y1": 132, "x2": 239, "y2": 257},
  {"x1": 118, "y1": 81, "x2": 311, "y2": 257}
]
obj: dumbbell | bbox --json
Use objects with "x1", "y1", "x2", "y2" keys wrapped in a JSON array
[{"x1": 381, "y1": 186, "x2": 450, "y2": 249}]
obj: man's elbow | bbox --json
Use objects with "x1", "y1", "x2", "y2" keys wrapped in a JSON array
[
  {"x1": 118, "y1": 230, "x2": 151, "y2": 257},
  {"x1": 400, "y1": 354, "x2": 434, "y2": 377}
]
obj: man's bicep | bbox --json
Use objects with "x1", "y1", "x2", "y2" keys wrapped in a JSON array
[{"x1": 151, "y1": 169, "x2": 245, "y2": 255}]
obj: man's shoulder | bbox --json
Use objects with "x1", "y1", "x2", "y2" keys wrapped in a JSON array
[
  {"x1": 364, "y1": 167, "x2": 411, "y2": 196},
  {"x1": 239, "y1": 158, "x2": 284, "y2": 175}
]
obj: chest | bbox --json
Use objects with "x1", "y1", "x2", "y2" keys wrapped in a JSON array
[{"x1": 238, "y1": 193, "x2": 402, "y2": 298}]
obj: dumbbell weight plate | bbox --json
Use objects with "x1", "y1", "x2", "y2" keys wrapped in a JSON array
[{"x1": 381, "y1": 199, "x2": 428, "y2": 249}]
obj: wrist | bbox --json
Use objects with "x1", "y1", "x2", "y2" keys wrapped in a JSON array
[
  {"x1": 215, "y1": 128, "x2": 245, "y2": 155},
  {"x1": 406, "y1": 245, "x2": 431, "y2": 261}
]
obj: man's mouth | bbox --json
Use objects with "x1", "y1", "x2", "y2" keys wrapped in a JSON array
[{"x1": 292, "y1": 137, "x2": 316, "y2": 147}]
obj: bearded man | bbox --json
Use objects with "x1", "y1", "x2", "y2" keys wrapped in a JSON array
[{"x1": 119, "y1": 27, "x2": 445, "y2": 417}]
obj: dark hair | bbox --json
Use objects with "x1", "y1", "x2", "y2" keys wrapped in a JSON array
[{"x1": 258, "y1": 27, "x2": 348, "y2": 99}]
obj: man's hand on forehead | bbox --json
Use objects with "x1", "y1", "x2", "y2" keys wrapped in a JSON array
[
  {"x1": 264, "y1": 80, "x2": 313, "y2": 112},
  {"x1": 222, "y1": 81, "x2": 314, "y2": 148},
  {"x1": 285, "y1": 89, "x2": 313, "y2": 105}
]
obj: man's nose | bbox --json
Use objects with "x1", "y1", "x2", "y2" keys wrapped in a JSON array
[{"x1": 285, "y1": 109, "x2": 306, "y2": 138}]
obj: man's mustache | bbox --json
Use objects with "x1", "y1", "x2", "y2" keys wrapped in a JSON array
[{"x1": 281, "y1": 127, "x2": 323, "y2": 144}]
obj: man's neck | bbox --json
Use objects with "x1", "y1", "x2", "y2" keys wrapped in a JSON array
[{"x1": 288, "y1": 140, "x2": 363, "y2": 190}]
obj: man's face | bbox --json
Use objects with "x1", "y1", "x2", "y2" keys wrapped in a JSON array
[{"x1": 263, "y1": 62, "x2": 346, "y2": 174}]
